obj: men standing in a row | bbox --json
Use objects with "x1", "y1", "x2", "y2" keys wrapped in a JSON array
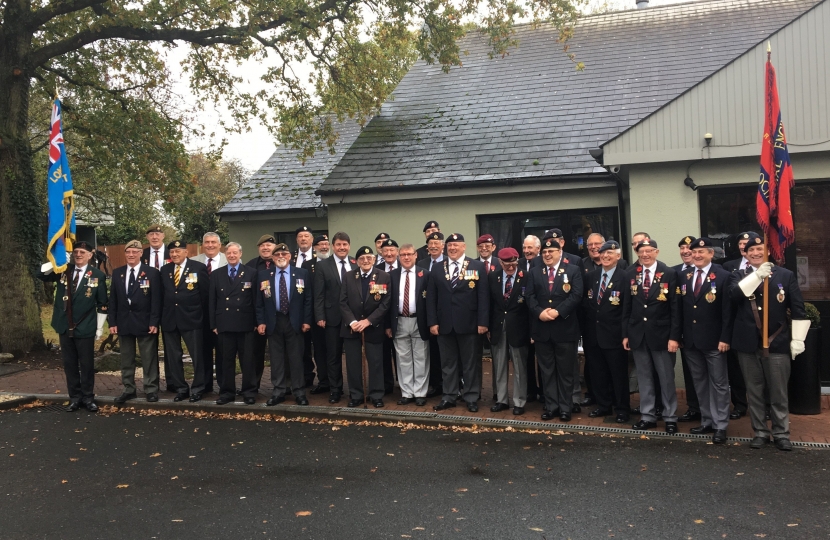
[
  {"x1": 427, "y1": 233, "x2": 489, "y2": 412},
  {"x1": 680, "y1": 238, "x2": 732, "y2": 444},
  {"x1": 623, "y1": 239, "x2": 681, "y2": 433},
  {"x1": 581, "y1": 241, "x2": 630, "y2": 423},
  {"x1": 209, "y1": 242, "x2": 258, "y2": 405},
  {"x1": 526, "y1": 236, "x2": 583, "y2": 422},
  {"x1": 673, "y1": 236, "x2": 702, "y2": 423},
  {"x1": 110, "y1": 240, "x2": 162, "y2": 403},
  {"x1": 304, "y1": 234, "x2": 331, "y2": 394},
  {"x1": 314, "y1": 232, "x2": 354, "y2": 403},
  {"x1": 246, "y1": 235, "x2": 277, "y2": 392},
  {"x1": 340, "y1": 246, "x2": 392, "y2": 407},
  {"x1": 142, "y1": 224, "x2": 170, "y2": 270},
  {"x1": 418, "y1": 231, "x2": 445, "y2": 397},
  {"x1": 387, "y1": 244, "x2": 430, "y2": 406},
  {"x1": 416, "y1": 221, "x2": 440, "y2": 262},
  {"x1": 729, "y1": 233, "x2": 808, "y2": 451},
  {"x1": 191, "y1": 232, "x2": 227, "y2": 394},
  {"x1": 39, "y1": 241, "x2": 109, "y2": 412},
  {"x1": 487, "y1": 248, "x2": 530, "y2": 415},
  {"x1": 256, "y1": 243, "x2": 312, "y2": 406},
  {"x1": 160, "y1": 240, "x2": 209, "y2": 402}
]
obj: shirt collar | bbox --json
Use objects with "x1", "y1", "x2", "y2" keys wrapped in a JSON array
[
  {"x1": 75, "y1": 265, "x2": 88, "y2": 275},
  {"x1": 336, "y1": 256, "x2": 349, "y2": 265},
  {"x1": 431, "y1": 254, "x2": 444, "y2": 262},
  {"x1": 643, "y1": 262, "x2": 658, "y2": 274},
  {"x1": 601, "y1": 266, "x2": 616, "y2": 280},
  {"x1": 450, "y1": 254, "x2": 465, "y2": 265},
  {"x1": 228, "y1": 263, "x2": 240, "y2": 271},
  {"x1": 694, "y1": 263, "x2": 712, "y2": 276},
  {"x1": 127, "y1": 263, "x2": 141, "y2": 271}
]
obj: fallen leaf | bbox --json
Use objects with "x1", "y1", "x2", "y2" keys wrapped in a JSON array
[
  {"x1": 451, "y1": 508, "x2": 459, "y2": 513},
  {"x1": 332, "y1": 426, "x2": 340, "y2": 431},
  {"x1": 754, "y1": 534, "x2": 767, "y2": 538},
  {"x1": 456, "y1": 488, "x2": 468, "y2": 492},
  {"x1": 116, "y1": 484, "x2": 129, "y2": 489},
  {"x1": 527, "y1": 465, "x2": 535, "y2": 469},
  {"x1": 150, "y1": 453, "x2": 162, "y2": 458},
  {"x1": 172, "y1": 519, "x2": 183, "y2": 522},
  {"x1": 641, "y1": 465, "x2": 648, "y2": 472},
  {"x1": 295, "y1": 511, "x2": 312, "y2": 517},
  {"x1": 529, "y1": 527, "x2": 544, "y2": 532},
  {"x1": 787, "y1": 524, "x2": 798, "y2": 527},
  {"x1": 387, "y1": 453, "x2": 395, "y2": 457},
  {"x1": 61, "y1": 480, "x2": 68, "y2": 484},
  {"x1": 758, "y1": 512, "x2": 765, "y2": 515},
  {"x1": 170, "y1": 476, "x2": 178, "y2": 480},
  {"x1": 694, "y1": 519, "x2": 705, "y2": 524},
  {"x1": 69, "y1": 458, "x2": 78, "y2": 462},
  {"x1": 412, "y1": 527, "x2": 425, "y2": 530}
]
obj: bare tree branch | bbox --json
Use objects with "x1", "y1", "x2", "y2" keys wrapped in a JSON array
[{"x1": 26, "y1": 0, "x2": 109, "y2": 30}]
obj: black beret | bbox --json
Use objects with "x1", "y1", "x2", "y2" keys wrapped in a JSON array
[
  {"x1": 738, "y1": 232, "x2": 751, "y2": 241},
  {"x1": 446, "y1": 233, "x2": 465, "y2": 243},
  {"x1": 313, "y1": 234, "x2": 329, "y2": 246},
  {"x1": 545, "y1": 228, "x2": 563, "y2": 239},
  {"x1": 743, "y1": 232, "x2": 764, "y2": 252},
  {"x1": 692, "y1": 237, "x2": 714, "y2": 249},
  {"x1": 74, "y1": 241, "x2": 95, "y2": 252},
  {"x1": 295, "y1": 226, "x2": 312, "y2": 234},
  {"x1": 381, "y1": 239, "x2": 399, "y2": 248},
  {"x1": 167, "y1": 240, "x2": 186, "y2": 251},
  {"x1": 542, "y1": 238, "x2": 561, "y2": 250},
  {"x1": 423, "y1": 221, "x2": 439, "y2": 232},
  {"x1": 635, "y1": 239, "x2": 658, "y2": 251},
  {"x1": 598, "y1": 241, "x2": 619, "y2": 253},
  {"x1": 678, "y1": 236, "x2": 695, "y2": 247},
  {"x1": 427, "y1": 232, "x2": 444, "y2": 241},
  {"x1": 357, "y1": 246, "x2": 374, "y2": 256},
  {"x1": 374, "y1": 232, "x2": 390, "y2": 242}
]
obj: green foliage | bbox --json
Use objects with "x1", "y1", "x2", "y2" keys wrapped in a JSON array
[{"x1": 804, "y1": 302, "x2": 821, "y2": 329}]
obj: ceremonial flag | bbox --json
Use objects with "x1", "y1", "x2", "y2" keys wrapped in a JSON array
[
  {"x1": 46, "y1": 98, "x2": 76, "y2": 273},
  {"x1": 757, "y1": 49, "x2": 795, "y2": 261}
]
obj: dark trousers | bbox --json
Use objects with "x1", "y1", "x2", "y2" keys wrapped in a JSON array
[
  {"x1": 324, "y1": 324, "x2": 344, "y2": 393},
  {"x1": 268, "y1": 314, "x2": 306, "y2": 399},
  {"x1": 525, "y1": 342, "x2": 542, "y2": 400},
  {"x1": 584, "y1": 340, "x2": 630, "y2": 413},
  {"x1": 303, "y1": 332, "x2": 315, "y2": 386},
  {"x1": 679, "y1": 348, "x2": 700, "y2": 413},
  {"x1": 59, "y1": 334, "x2": 95, "y2": 402},
  {"x1": 535, "y1": 339, "x2": 577, "y2": 414},
  {"x1": 344, "y1": 338, "x2": 384, "y2": 401},
  {"x1": 383, "y1": 335, "x2": 396, "y2": 393},
  {"x1": 119, "y1": 334, "x2": 160, "y2": 395},
  {"x1": 311, "y1": 324, "x2": 329, "y2": 388},
  {"x1": 437, "y1": 332, "x2": 481, "y2": 404},
  {"x1": 201, "y1": 323, "x2": 222, "y2": 392},
  {"x1": 162, "y1": 328, "x2": 204, "y2": 394},
  {"x1": 218, "y1": 331, "x2": 256, "y2": 400},
  {"x1": 726, "y1": 349, "x2": 748, "y2": 413},
  {"x1": 250, "y1": 331, "x2": 268, "y2": 390},
  {"x1": 428, "y1": 335, "x2": 443, "y2": 391}
]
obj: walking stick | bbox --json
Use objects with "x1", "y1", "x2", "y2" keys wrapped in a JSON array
[{"x1": 361, "y1": 333, "x2": 368, "y2": 409}]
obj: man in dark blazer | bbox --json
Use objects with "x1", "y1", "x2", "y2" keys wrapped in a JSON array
[
  {"x1": 416, "y1": 220, "x2": 441, "y2": 262},
  {"x1": 375, "y1": 238, "x2": 400, "y2": 394},
  {"x1": 246, "y1": 234, "x2": 277, "y2": 392},
  {"x1": 313, "y1": 231, "x2": 355, "y2": 403},
  {"x1": 729, "y1": 232, "x2": 808, "y2": 451},
  {"x1": 722, "y1": 232, "x2": 751, "y2": 272},
  {"x1": 142, "y1": 224, "x2": 170, "y2": 270},
  {"x1": 671, "y1": 235, "x2": 702, "y2": 423},
  {"x1": 340, "y1": 246, "x2": 392, "y2": 407},
  {"x1": 476, "y1": 234, "x2": 500, "y2": 274},
  {"x1": 209, "y1": 242, "x2": 258, "y2": 405},
  {"x1": 109, "y1": 240, "x2": 162, "y2": 403},
  {"x1": 38, "y1": 241, "x2": 108, "y2": 412},
  {"x1": 721, "y1": 232, "x2": 751, "y2": 420},
  {"x1": 386, "y1": 243, "x2": 431, "y2": 406},
  {"x1": 487, "y1": 247, "x2": 531, "y2": 415},
  {"x1": 525, "y1": 236, "x2": 583, "y2": 422},
  {"x1": 255, "y1": 243, "x2": 313, "y2": 406},
  {"x1": 582, "y1": 241, "x2": 630, "y2": 423},
  {"x1": 159, "y1": 240, "x2": 209, "y2": 402},
  {"x1": 519, "y1": 235, "x2": 542, "y2": 404},
  {"x1": 679, "y1": 237, "x2": 733, "y2": 444},
  {"x1": 427, "y1": 233, "x2": 489, "y2": 412},
  {"x1": 293, "y1": 226, "x2": 317, "y2": 388},
  {"x1": 303, "y1": 234, "x2": 331, "y2": 394},
  {"x1": 191, "y1": 231, "x2": 227, "y2": 394},
  {"x1": 622, "y1": 239, "x2": 681, "y2": 434},
  {"x1": 416, "y1": 231, "x2": 445, "y2": 398}
]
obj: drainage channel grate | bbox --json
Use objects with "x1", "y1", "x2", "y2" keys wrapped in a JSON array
[
  {"x1": 37, "y1": 403, "x2": 71, "y2": 413},
  {"x1": 363, "y1": 409, "x2": 438, "y2": 418}
]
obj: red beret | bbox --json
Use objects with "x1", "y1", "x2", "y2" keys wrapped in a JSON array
[
  {"x1": 497, "y1": 247, "x2": 519, "y2": 261},
  {"x1": 477, "y1": 234, "x2": 495, "y2": 245}
]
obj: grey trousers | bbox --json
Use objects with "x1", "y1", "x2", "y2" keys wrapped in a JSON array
[
  {"x1": 393, "y1": 317, "x2": 430, "y2": 398},
  {"x1": 437, "y1": 332, "x2": 482, "y2": 404},
  {"x1": 268, "y1": 313, "x2": 307, "y2": 399},
  {"x1": 120, "y1": 334, "x2": 160, "y2": 394},
  {"x1": 685, "y1": 347, "x2": 730, "y2": 430},
  {"x1": 632, "y1": 344, "x2": 678, "y2": 422},
  {"x1": 162, "y1": 328, "x2": 204, "y2": 394},
  {"x1": 737, "y1": 350, "x2": 791, "y2": 440},
  {"x1": 490, "y1": 322, "x2": 528, "y2": 407}
]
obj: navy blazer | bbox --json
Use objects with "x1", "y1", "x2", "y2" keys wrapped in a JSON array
[
  {"x1": 159, "y1": 260, "x2": 209, "y2": 332},
  {"x1": 387, "y1": 266, "x2": 430, "y2": 341},
  {"x1": 208, "y1": 264, "x2": 257, "y2": 333},
  {"x1": 582, "y1": 266, "x2": 627, "y2": 350},
  {"x1": 108, "y1": 264, "x2": 162, "y2": 336},
  {"x1": 679, "y1": 264, "x2": 733, "y2": 350},
  {"x1": 313, "y1": 256, "x2": 356, "y2": 325},
  {"x1": 525, "y1": 261, "x2": 583, "y2": 343},
  {"x1": 622, "y1": 261, "x2": 681, "y2": 351},
  {"x1": 426, "y1": 257, "x2": 490, "y2": 334},
  {"x1": 488, "y1": 269, "x2": 530, "y2": 348},
  {"x1": 255, "y1": 266, "x2": 313, "y2": 335},
  {"x1": 339, "y1": 268, "x2": 392, "y2": 343}
]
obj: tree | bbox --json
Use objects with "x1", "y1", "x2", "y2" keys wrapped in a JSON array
[{"x1": 0, "y1": 0, "x2": 581, "y2": 354}]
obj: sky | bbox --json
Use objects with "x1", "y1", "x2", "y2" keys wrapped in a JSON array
[{"x1": 176, "y1": 0, "x2": 688, "y2": 172}]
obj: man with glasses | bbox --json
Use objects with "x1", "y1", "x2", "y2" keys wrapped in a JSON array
[{"x1": 191, "y1": 232, "x2": 227, "y2": 396}]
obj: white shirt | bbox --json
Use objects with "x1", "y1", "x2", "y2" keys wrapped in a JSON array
[
  {"x1": 449, "y1": 254, "x2": 466, "y2": 277},
  {"x1": 72, "y1": 265, "x2": 88, "y2": 291},
  {"x1": 149, "y1": 246, "x2": 166, "y2": 268},
  {"x1": 692, "y1": 263, "x2": 712, "y2": 287},
  {"x1": 384, "y1": 261, "x2": 398, "y2": 273},
  {"x1": 295, "y1": 248, "x2": 313, "y2": 268},
  {"x1": 335, "y1": 256, "x2": 352, "y2": 281},
  {"x1": 739, "y1": 257, "x2": 749, "y2": 270},
  {"x1": 641, "y1": 261, "x2": 658, "y2": 284},
  {"x1": 399, "y1": 267, "x2": 418, "y2": 314}
]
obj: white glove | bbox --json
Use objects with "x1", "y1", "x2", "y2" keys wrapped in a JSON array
[
  {"x1": 737, "y1": 262, "x2": 774, "y2": 297},
  {"x1": 790, "y1": 340, "x2": 805, "y2": 359},
  {"x1": 790, "y1": 319, "x2": 811, "y2": 359},
  {"x1": 95, "y1": 313, "x2": 108, "y2": 340},
  {"x1": 41, "y1": 262, "x2": 54, "y2": 274}
]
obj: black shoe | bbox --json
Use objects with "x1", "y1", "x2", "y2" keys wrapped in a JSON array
[
  {"x1": 310, "y1": 385, "x2": 330, "y2": 395},
  {"x1": 189, "y1": 393, "x2": 202, "y2": 403},
  {"x1": 579, "y1": 397, "x2": 596, "y2": 407},
  {"x1": 397, "y1": 397, "x2": 415, "y2": 405},
  {"x1": 266, "y1": 396, "x2": 285, "y2": 406},
  {"x1": 571, "y1": 403, "x2": 582, "y2": 413},
  {"x1": 433, "y1": 400, "x2": 456, "y2": 411},
  {"x1": 615, "y1": 413, "x2": 630, "y2": 423},
  {"x1": 65, "y1": 401, "x2": 81, "y2": 412},
  {"x1": 236, "y1": 390, "x2": 243, "y2": 396},
  {"x1": 632, "y1": 406, "x2": 641, "y2": 414},
  {"x1": 82, "y1": 400, "x2": 98, "y2": 412},
  {"x1": 589, "y1": 408, "x2": 612, "y2": 418},
  {"x1": 632, "y1": 420, "x2": 657, "y2": 430},
  {"x1": 415, "y1": 398, "x2": 427, "y2": 406},
  {"x1": 559, "y1": 412, "x2": 572, "y2": 422},
  {"x1": 774, "y1": 438, "x2": 793, "y2": 451},
  {"x1": 373, "y1": 399, "x2": 384, "y2": 408},
  {"x1": 541, "y1": 410, "x2": 556, "y2": 421},
  {"x1": 296, "y1": 396, "x2": 309, "y2": 406},
  {"x1": 750, "y1": 436, "x2": 770, "y2": 449},
  {"x1": 244, "y1": 397, "x2": 256, "y2": 405},
  {"x1": 678, "y1": 410, "x2": 701, "y2": 422},
  {"x1": 146, "y1": 393, "x2": 158, "y2": 403},
  {"x1": 114, "y1": 392, "x2": 137, "y2": 404},
  {"x1": 513, "y1": 406, "x2": 525, "y2": 415},
  {"x1": 466, "y1": 402, "x2": 478, "y2": 413},
  {"x1": 665, "y1": 422, "x2": 678, "y2": 434},
  {"x1": 173, "y1": 393, "x2": 189, "y2": 402},
  {"x1": 729, "y1": 409, "x2": 746, "y2": 420},
  {"x1": 690, "y1": 425, "x2": 715, "y2": 434},
  {"x1": 490, "y1": 403, "x2": 509, "y2": 413},
  {"x1": 347, "y1": 399, "x2": 362, "y2": 408},
  {"x1": 215, "y1": 396, "x2": 234, "y2": 405},
  {"x1": 329, "y1": 393, "x2": 342, "y2": 404},
  {"x1": 712, "y1": 430, "x2": 727, "y2": 444}
]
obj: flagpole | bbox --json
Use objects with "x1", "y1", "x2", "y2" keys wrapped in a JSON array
[{"x1": 763, "y1": 233, "x2": 770, "y2": 351}]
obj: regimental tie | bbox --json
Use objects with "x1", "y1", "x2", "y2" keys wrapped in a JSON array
[
  {"x1": 279, "y1": 271, "x2": 289, "y2": 314},
  {"x1": 548, "y1": 267, "x2": 556, "y2": 292},
  {"x1": 73, "y1": 268, "x2": 81, "y2": 292},
  {"x1": 154, "y1": 250, "x2": 160, "y2": 269},
  {"x1": 402, "y1": 270, "x2": 411, "y2": 316},
  {"x1": 229, "y1": 266, "x2": 237, "y2": 283},
  {"x1": 694, "y1": 269, "x2": 703, "y2": 296},
  {"x1": 643, "y1": 268, "x2": 651, "y2": 290},
  {"x1": 174, "y1": 265, "x2": 181, "y2": 287},
  {"x1": 340, "y1": 259, "x2": 347, "y2": 281},
  {"x1": 265, "y1": 260, "x2": 270, "y2": 269},
  {"x1": 597, "y1": 272, "x2": 607, "y2": 305},
  {"x1": 206, "y1": 258, "x2": 212, "y2": 274},
  {"x1": 451, "y1": 262, "x2": 460, "y2": 288},
  {"x1": 504, "y1": 274, "x2": 513, "y2": 301}
]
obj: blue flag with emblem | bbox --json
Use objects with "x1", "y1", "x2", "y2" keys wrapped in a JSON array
[{"x1": 46, "y1": 98, "x2": 76, "y2": 273}]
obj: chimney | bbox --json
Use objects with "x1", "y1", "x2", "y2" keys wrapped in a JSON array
[{"x1": 636, "y1": 0, "x2": 649, "y2": 8}]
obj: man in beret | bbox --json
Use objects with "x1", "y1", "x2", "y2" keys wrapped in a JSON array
[
  {"x1": 728, "y1": 232, "x2": 807, "y2": 451},
  {"x1": 673, "y1": 235, "x2": 702, "y2": 423},
  {"x1": 38, "y1": 242, "x2": 108, "y2": 412},
  {"x1": 142, "y1": 224, "x2": 170, "y2": 270},
  {"x1": 374, "y1": 233, "x2": 391, "y2": 257},
  {"x1": 340, "y1": 246, "x2": 392, "y2": 407},
  {"x1": 623, "y1": 239, "x2": 681, "y2": 433},
  {"x1": 294, "y1": 226, "x2": 314, "y2": 268},
  {"x1": 581, "y1": 241, "x2": 630, "y2": 422},
  {"x1": 722, "y1": 232, "x2": 751, "y2": 272},
  {"x1": 376, "y1": 238, "x2": 400, "y2": 393},
  {"x1": 582, "y1": 233, "x2": 629, "y2": 274},
  {"x1": 721, "y1": 232, "x2": 750, "y2": 420},
  {"x1": 418, "y1": 232, "x2": 445, "y2": 272},
  {"x1": 110, "y1": 240, "x2": 162, "y2": 403},
  {"x1": 416, "y1": 231, "x2": 445, "y2": 397},
  {"x1": 427, "y1": 233, "x2": 490, "y2": 412},
  {"x1": 376, "y1": 238, "x2": 400, "y2": 273},
  {"x1": 159, "y1": 240, "x2": 209, "y2": 402},
  {"x1": 247, "y1": 235, "x2": 278, "y2": 392},
  {"x1": 525, "y1": 236, "x2": 583, "y2": 421},
  {"x1": 255, "y1": 243, "x2": 313, "y2": 406},
  {"x1": 303, "y1": 234, "x2": 331, "y2": 394},
  {"x1": 416, "y1": 221, "x2": 440, "y2": 262},
  {"x1": 488, "y1": 247, "x2": 530, "y2": 415},
  {"x1": 476, "y1": 235, "x2": 500, "y2": 274},
  {"x1": 191, "y1": 232, "x2": 227, "y2": 394}
]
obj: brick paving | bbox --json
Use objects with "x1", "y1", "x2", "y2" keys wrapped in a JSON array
[{"x1": 2, "y1": 359, "x2": 828, "y2": 443}]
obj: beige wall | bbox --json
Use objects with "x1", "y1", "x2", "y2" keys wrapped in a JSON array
[{"x1": 224, "y1": 216, "x2": 329, "y2": 256}]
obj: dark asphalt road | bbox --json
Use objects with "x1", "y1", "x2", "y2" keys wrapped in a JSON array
[{"x1": 1, "y1": 406, "x2": 828, "y2": 540}]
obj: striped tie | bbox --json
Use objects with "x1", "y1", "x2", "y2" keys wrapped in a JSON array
[
  {"x1": 597, "y1": 273, "x2": 607, "y2": 305},
  {"x1": 451, "y1": 262, "x2": 460, "y2": 288},
  {"x1": 174, "y1": 265, "x2": 181, "y2": 287}
]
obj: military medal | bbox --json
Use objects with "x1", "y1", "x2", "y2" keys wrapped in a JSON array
[
  {"x1": 681, "y1": 284, "x2": 686, "y2": 296},
  {"x1": 777, "y1": 283, "x2": 785, "y2": 303},
  {"x1": 469, "y1": 281, "x2": 475, "y2": 289},
  {"x1": 609, "y1": 291, "x2": 620, "y2": 305},
  {"x1": 187, "y1": 283, "x2": 194, "y2": 290},
  {"x1": 87, "y1": 277, "x2": 98, "y2": 288},
  {"x1": 85, "y1": 289, "x2": 92, "y2": 298},
  {"x1": 706, "y1": 281, "x2": 717, "y2": 303},
  {"x1": 630, "y1": 279, "x2": 638, "y2": 296},
  {"x1": 296, "y1": 279, "x2": 305, "y2": 294},
  {"x1": 656, "y1": 282, "x2": 668, "y2": 301},
  {"x1": 587, "y1": 289, "x2": 593, "y2": 299},
  {"x1": 422, "y1": 290, "x2": 427, "y2": 298},
  {"x1": 139, "y1": 278, "x2": 150, "y2": 295},
  {"x1": 562, "y1": 272, "x2": 570, "y2": 293}
]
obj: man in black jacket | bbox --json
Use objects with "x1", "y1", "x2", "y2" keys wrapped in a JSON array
[
  {"x1": 246, "y1": 234, "x2": 277, "y2": 392},
  {"x1": 109, "y1": 240, "x2": 162, "y2": 403},
  {"x1": 416, "y1": 231, "x2": 445, "y2": 398},
  {"x1": 721, "y1": 232, "x2": 751, "y2": 420},
  {"x1": 673, "y1": 235, "x2": 702, "y2": 423},
  {"x1": 303, "y1": 234, "x2": 331, "y2": 394}
]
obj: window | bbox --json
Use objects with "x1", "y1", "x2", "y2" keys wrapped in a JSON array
[{"x1": 698, "y1": 186, "x2": 760, "y2": 260}]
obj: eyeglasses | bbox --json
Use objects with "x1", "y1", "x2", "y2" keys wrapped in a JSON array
[{"x1": 399, "y1": 252, "x2": 416, "y2": 257}]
